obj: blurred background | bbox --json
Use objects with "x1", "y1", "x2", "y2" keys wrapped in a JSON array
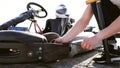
[{"x1": 0, "y1": 0, "x2": 98, "y2": 32}]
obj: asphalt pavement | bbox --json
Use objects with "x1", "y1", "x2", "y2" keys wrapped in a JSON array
[{"x1": 0, "y1": 49, "x2": 120, "y2": 68}]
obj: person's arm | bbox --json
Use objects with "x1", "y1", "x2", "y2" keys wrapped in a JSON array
[
  {"x1": 95, "y1": 16, "x2": 120, "y2": 41},
  {"x1": 81, "y1": 16, "x2": 120, "y2": 50},
  {"x1": 60, "y1": 5, "x2": 93, "y2": 42}
]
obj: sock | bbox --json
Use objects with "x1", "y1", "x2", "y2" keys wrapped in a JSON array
[{"x1": 111, "y1": 43, "x2": 118, "y2": 50}]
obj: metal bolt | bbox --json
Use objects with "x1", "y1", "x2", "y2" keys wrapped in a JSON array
[
  {"x1": 38, "y1": 56, "x2": 42, "y2": 60},
  {"x1": 9, "y1": 49, "x2": 13, "y2": 51},
  {"x1": 39, "y1": 47, "x2": 42, "y2": 51},
  {"x1": 28, "y1": 52, "x2": 33, "y2": 56},
  {"x1": 56, "y1": 60, "x2": 60, "y2": 62}
]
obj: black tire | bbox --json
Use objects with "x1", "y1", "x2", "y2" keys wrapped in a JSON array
[{"x1": 43, "y1": 32, "x2": 60, "y2": 42}]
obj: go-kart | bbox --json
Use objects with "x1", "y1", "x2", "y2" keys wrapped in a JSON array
[{"x1": 0, "y1": 2, "x2": 95, "y2": 63}]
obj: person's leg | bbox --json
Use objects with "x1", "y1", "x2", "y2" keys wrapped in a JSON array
[
  {"x1": 101, "y1": 0, "x2": 120, "y2": 53},
  {"x1": 91, "y1": 1, "x2": 118, "y2": 42},
  {"x1": 92, "y1": 0, "x2": 120, "y2": 49},
  {"x1": 91, "y1": 0, "x2": 120, "y2": 63}
]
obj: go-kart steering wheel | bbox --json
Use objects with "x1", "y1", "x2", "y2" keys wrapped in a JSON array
[{"x1": 27, "y1": 2, "x2": 48, "y2": 18}]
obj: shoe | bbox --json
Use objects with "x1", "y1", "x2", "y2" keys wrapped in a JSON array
[
  {"x1": 93, "y1": 43, "x2": 120, "y2": 64},
  {"x1": 93, "y1": 53, "x2": 120, "y2": 64},
  {"x1": 93, "y1": 53, "x2": 106, "y2": 64}
]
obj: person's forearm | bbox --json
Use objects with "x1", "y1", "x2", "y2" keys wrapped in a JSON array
[
  {"x1": 62, "y1": 18, "x2": 90, "y2": 41},
  {"x1": 62, "y1": 5, "x2": 93, "y2": 42},
  {"x1": 95, "y1": 16, "x2": 120, "y2": 41}
]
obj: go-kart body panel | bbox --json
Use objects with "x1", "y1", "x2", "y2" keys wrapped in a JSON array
[
  {"x1": 0, "y1": 30, "x2": 97, "y2": 64},
  {"x1": 0, "y1": 30, "x2": 98, "y2": 63},
  {"x1": 0, "y1": 30, "x2": 70, "y2": 63},
  {"x1": 0, "y1": 30, "x2": 47, "y2": 43},
  {"x1": 0, "y1": 42, "x2": 70, "y2": 63}
]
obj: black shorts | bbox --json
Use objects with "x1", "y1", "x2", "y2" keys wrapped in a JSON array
[{"x1": 91, "y1": 0, "x2": 120, "y2": 41}]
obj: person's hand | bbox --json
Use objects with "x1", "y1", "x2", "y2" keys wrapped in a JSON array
[
  {"x1": 54, "y1": 37, "x2": 68, "y2": 43},
  {"x1": 81, "y1": 36, "x2": 101, "y2": 50}
]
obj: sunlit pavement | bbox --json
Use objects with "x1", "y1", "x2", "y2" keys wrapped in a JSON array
[{"x1": 49, "y1": 50, "x2": 120, "y2": 68}]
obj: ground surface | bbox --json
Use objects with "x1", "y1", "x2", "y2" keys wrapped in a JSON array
[{"x1": 0, "y1": 50, "x2": 120, "y2": 68}]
